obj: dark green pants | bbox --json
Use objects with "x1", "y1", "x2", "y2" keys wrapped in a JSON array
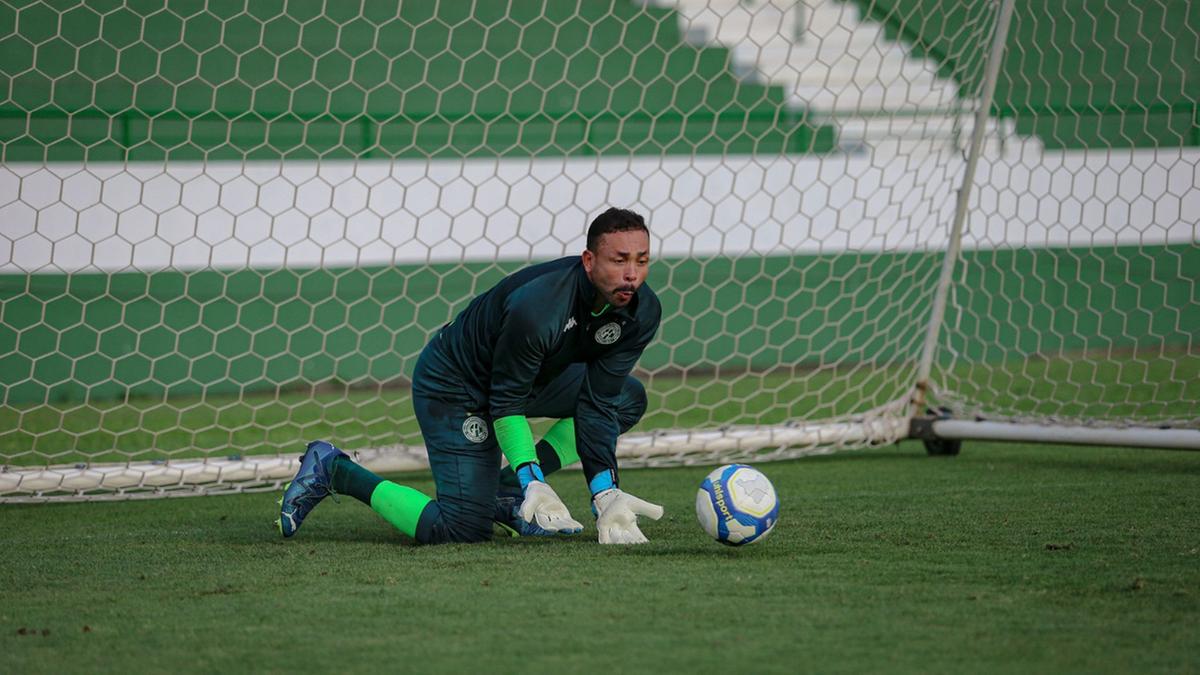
[{"x1": 411, "y1": 342, "x2": 646, "y2": 543}]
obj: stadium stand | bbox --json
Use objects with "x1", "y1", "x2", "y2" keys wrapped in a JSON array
[
  {"x1": 849, "y1": 0, "x2": 1199, "y2": 148},
  {"x1": 0, "y1": 0, "x2": 837, "y2": 161}
]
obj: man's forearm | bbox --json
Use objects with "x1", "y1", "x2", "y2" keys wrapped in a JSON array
[{"x1": 493, "y1": 414, "x2": 537, "y2": 469}]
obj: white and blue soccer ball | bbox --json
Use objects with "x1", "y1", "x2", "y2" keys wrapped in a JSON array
[{"x1": 695, "y1": 464, "x2": 779, "y2": 546}]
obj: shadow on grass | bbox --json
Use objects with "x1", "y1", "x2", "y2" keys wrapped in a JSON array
[
  {"x1": 802, "y1": 440, "x2": 1200, "y2": 477},
  {"x1": 959, "y1": 446, "x2": 1200, "y2": 477},
  {"x1": 796, "y1": 445, "x2": 928, "y2": 464},
  {"x1": 605, "y1": 541, "x2": 790, "y2": 558}
]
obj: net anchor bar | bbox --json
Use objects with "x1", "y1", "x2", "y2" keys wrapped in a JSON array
[{"x1": 929, "y1": 419, "x2": 1200, "y2": 451}]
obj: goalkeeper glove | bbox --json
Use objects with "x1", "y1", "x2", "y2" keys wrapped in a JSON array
[
  {"x1": 515, "y1": 463, "x2": 583, "y2": 535},
  {"x1": 592, "y1": 487, "x2": 664, "y2": 545}
]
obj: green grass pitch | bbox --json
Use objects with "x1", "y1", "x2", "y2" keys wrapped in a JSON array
[{"x1": 3, "y1": 441, "x2": 1197, "y2": 673}]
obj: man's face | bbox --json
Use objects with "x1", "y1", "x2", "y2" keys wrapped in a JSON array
[{"x1": 582, "y1": 229, "x2": 651, "y2": 310}]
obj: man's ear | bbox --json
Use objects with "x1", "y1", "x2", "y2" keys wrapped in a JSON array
[{"x1": 581, "y1": 248, "x2": 595, "y2": 274}]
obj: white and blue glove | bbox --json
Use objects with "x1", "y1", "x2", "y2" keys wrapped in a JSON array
[
  {"x1": 592, "y1": 481, "x2": 664, "y2": 545},
  {"x1": 515, "y1": 463, "x2": 583, "y2": 535}
]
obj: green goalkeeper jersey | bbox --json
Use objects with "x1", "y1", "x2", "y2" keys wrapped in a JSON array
[{"x1": 421, "y1": 256, "x2": 661, "y2": 486}]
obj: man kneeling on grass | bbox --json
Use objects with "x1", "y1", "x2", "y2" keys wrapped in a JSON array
[{"x1": 278, "y1": 207, "x2": 664, "y2": 545}]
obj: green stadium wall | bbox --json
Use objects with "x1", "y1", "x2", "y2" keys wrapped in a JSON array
[{"x1": 1, "y1": 244, "x2": 1195, "y2": 405}]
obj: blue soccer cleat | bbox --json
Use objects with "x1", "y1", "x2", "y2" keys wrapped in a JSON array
[
  {"x1": 492, "y1": 486, "x2": 562, "y2": 538},
  {"x1": 277, "y1": 440, "x2": 347, "y2": 537}
]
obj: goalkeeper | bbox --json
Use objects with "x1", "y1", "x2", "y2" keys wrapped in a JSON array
[{"x1": 278, "y1": 207, "x2": 664, "y2": 545}]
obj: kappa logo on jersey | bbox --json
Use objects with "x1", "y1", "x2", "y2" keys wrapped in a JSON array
[
  {"x1": 563, "y1": 316, "x2": 577, "y2": 333},
  {"x1": 462, "y1": 415, "x2": 489, "y2": 443},
  {"x1": 595, "y1": 322, "x2": 621, "y2": 345}
]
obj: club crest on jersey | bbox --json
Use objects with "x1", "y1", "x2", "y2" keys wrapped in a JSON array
[
  {"x1": 462, "y1": 416, "x2": 489, "y2": 443},
  {"x1": 595, "y1": 322, "x2": 621, "y2": 345}
]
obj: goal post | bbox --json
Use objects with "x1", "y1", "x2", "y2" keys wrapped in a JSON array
[
  {"x1": 897, "y1": 0, "x2": 1200, "y2": 450},
  {"x1": 1, "y1": 0, "x2": 1197, "y2": 501}
]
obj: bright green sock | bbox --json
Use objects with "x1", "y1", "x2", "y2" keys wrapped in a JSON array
[
  {"x1": 369, "y1": 481, "x2": 433, "y2": 538},
  {"x1": 541, "y1": 418, "x2": 579, "y2": 467}
]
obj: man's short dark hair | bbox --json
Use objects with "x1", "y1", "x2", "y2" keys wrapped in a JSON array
[{"x1": 586, "y1": 207, "x2": 648, "y2": 252}]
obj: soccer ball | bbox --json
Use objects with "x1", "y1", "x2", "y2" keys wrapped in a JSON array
[{"x1": 695, "y1": 464, "x2": 779, "y2": 546}]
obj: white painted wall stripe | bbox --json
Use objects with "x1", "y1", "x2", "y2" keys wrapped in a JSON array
[{"x1": 0, "y1": 146, "x2": 1196, "y2": 274}]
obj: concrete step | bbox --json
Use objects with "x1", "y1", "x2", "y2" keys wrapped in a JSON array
[
  {"x1": 747, "y1": 46, "x2": 945, "y2": 84},
  {"x1": 789, "y1": 83, "x2": 963, "y2": 112},
  {"x1": 660, "y1": 0, "x2": 1042, "y2": 154}
]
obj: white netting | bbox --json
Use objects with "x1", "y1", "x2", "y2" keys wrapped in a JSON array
[
  {"x1": 1, "y1": 0, "x2": 1195, "y2": 500},
  {"x1": 918, "y1": 0, "x2": 1200, "y2": 429}
]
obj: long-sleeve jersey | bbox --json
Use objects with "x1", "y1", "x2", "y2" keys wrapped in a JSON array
[{"x1": 424, "y1": 256, "x2": 661, "y2": 485}]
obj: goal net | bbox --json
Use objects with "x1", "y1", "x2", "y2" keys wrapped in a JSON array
[{"x1": 1, "y1": 0, "x2": 1196, "y2": 500}]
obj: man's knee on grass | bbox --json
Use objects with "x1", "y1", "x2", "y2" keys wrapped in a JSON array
[{"x1": 415, "y1": 498, "x2": 496, "y2": 544}]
